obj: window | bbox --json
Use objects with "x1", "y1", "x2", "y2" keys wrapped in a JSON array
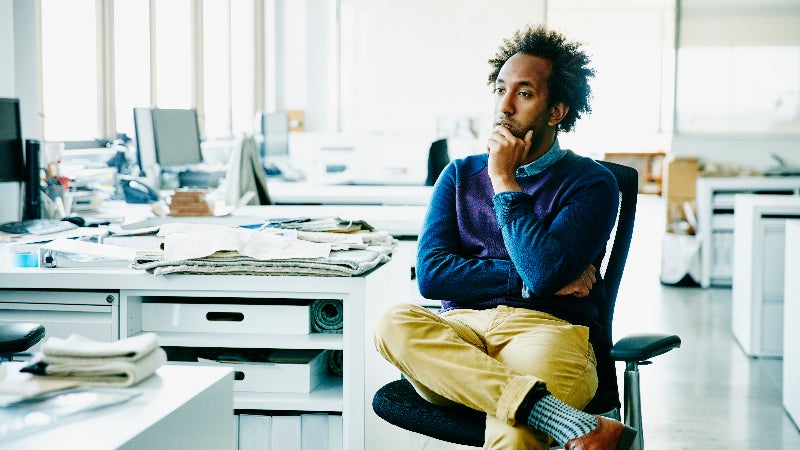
[
  {"x1": 114, "y1": 0, "x2": 151, "y2": 142},
  {"x1": 41, "y1": 0, "x2": 99, "y2": 142},
  {"x1": 676, "y1": 1, "x2": 800, "y2": 135},
  {"x1": 40, "y1": 0, "x2": 261, "y2": 148}
]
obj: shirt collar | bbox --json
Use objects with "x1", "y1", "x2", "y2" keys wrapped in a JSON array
[{"x1": 515, "y1": 139, "x2": 566, "y2": 177}]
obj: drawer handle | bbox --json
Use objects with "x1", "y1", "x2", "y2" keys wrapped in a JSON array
[
  {"x1": 234, "y1": 371, "x2": 245, "y2": 381},
  {"x1": 206, "y1": 312, "x2": 245, "y2": 322}
]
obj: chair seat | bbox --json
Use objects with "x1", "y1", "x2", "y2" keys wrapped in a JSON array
[
  {"x1": 373, "y1": 378, "x2": 486, "y2": 446},
  {"x1": 0, "y1": 322, "x2": 45, "y2": 356}
]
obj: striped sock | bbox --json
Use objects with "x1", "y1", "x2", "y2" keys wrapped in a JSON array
[{"x1": 526, "y1": 394, "x2": 598, "y2": 446}]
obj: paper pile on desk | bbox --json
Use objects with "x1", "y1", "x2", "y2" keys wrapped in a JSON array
[
  {"x1": 39, "y1": 238, "x2": 138, "y2": 268},
  {"x1": 22, "y1": 333, "x2": 166, "y2": 387},
  {"x1": 154, "y1": 226, "x2": 329, "y2": 261}
]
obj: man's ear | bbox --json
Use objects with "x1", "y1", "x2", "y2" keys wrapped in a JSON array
[{"x1": 548, "y1": 102, "x2": 569, "y2": 127}]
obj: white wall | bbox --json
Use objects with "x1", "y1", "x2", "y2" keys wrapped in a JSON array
[{"x1": 339, "y1": 0, "x2": 546, "y2": 136}]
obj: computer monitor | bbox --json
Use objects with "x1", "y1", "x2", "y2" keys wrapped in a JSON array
[
  {"x1": 0, "y1": 98, "x2": 25, "y2": 183},
  {"x1": 133, "y1": 107, "x2": 158, "y2": 176},
  {"x1": 261, "y1": 111, "x2": 289, "y2": 158},
  {"x1": 151, "y1": 108, "x2": 203, "y2": 169}
]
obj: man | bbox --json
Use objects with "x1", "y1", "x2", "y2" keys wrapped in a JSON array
[{"x1": 374, "y1": 25, "x2": 636, "y2": 450}]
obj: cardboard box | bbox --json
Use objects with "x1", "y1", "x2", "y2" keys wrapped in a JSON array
[
  {"x1": 664, "y1": 157, "x2": 699, "y2": 201},
  {"x1": 142, "y1": 302, "x2": 311, "y2": 334},
  {"x1": 666, "y1": 198, "x2": 697, "y2": 234}
]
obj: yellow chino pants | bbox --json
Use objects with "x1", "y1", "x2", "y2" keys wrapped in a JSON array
[{"x1": 374, "y1": 303, "x2": 598, "y2": 450}]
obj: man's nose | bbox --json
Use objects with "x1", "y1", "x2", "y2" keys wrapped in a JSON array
[{"x1": 497, "y1": 93, "x2": 514, "y2": 115}]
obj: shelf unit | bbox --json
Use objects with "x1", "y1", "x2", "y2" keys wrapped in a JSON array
[{"x1": 696, "y1": 176, "x2": 800, "y2": 287}]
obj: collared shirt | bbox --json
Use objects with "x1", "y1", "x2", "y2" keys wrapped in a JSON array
[{"x1": 515, "y1": 139, "x2": 567, "y2": 177}]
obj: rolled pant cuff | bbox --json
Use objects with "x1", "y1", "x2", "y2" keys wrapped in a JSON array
[{"x1": 496, "y1": 374, "x2": 542, "y2": 426}]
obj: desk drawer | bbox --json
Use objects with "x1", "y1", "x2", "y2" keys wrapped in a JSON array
[{"x1": 142, "y1": 302, "x2": 311, "y2": 335}]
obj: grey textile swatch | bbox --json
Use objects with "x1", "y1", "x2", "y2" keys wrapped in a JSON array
[{"x1": 311, "y1": 299, "x2": 344, "y2": 333}]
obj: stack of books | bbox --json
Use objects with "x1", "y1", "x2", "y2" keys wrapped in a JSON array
[{"x1": 167, "y1": 190, "x2": 213, "y2": 216}]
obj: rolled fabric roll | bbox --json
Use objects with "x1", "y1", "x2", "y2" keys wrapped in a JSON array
[
  {"x1": 310, "y1": 299, "x2": 343, "y2": 333},
  {"x1": 327, "y1": 350, "x2": 343, "y2": 376}
]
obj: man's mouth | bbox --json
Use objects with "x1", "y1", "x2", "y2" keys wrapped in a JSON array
[{"x1": 495, "y1": 120, "x2": 514, "y2": 130}]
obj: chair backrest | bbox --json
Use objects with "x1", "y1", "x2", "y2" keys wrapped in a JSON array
[
  {"x1": 425, "y1": 138, "x2": 450, "y2": 186},
  {"x1": 587, "y1": 160, "x2": 638, "y2": 412}
]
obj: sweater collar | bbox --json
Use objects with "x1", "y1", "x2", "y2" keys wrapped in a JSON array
[{"x1": 515, "y1": 139, "x2": 566, "y2": 177}]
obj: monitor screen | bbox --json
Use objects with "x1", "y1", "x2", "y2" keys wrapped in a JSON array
[
  {"x1": 0, "y1": 98, "x2": 25, "y2": 183},
  {"x1": 133, "y1": 107, "x2": 157, "y2": 175},
  {"x1": 151, "y1": 108, "x2": 203, "y2": 168},
  {"x1": 262, "y1": 111, "x2": 289, "y2": 158}
]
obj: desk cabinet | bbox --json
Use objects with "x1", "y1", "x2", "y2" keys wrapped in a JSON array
[
  {"x1": 696, "y1": 176, "x2": 800, "y2": 287},
  {"x1": 784, "y1": 221, "x2": 800, "y2": 425},
  {"x1": 731, "y1": 195, "x2": 800, "y2": 357},
  {"x1": 0, "y1": 289, "x2": 119, "y2": 349}
]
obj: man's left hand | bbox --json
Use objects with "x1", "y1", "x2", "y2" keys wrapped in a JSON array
[{"x1": 554, "y1": 265, "x2": 597, "y2": 298}]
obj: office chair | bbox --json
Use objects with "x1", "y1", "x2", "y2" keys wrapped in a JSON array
[
  {"x1": 372, "y1": 160, "x2": 681, "y2": 450},
  {"x1": 425, "y1": 138, "x2": 450, "y2": 186},
  {"x1": 0, "y1": 322, "x2": 45, "y2": 362}
]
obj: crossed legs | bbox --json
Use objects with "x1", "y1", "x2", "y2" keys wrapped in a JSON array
[{"x1": 374, "y1": 303, "x2": 597, "y2": 450}]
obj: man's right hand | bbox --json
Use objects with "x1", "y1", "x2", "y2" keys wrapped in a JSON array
[{"x1": 554, "y1": 265, "x2": 597, "y2": 298}]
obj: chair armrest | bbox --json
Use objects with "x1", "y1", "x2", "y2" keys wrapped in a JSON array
[{"x1": 610, "y1": 332, "x2": 681, "y2": 363}]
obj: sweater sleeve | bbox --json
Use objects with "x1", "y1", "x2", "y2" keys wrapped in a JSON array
[
  {"x1": 493, "y1": 164, "x2": 618, "y2": 296},
  {"x1": 416, "y1": 163, "x2": 523, "y2": 301}
]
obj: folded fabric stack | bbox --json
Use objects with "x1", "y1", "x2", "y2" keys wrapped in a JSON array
[
  {"x1": 132, "y1": 245, "x2": 393, "y2": 276},
  {"x1": 23, "y1": 333, "x2": 166, "y2": 387}
]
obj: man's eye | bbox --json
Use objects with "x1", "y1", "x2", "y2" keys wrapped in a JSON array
[
  {"x1": 519, "y1": 91, "x2": 532, "y2": 98},
  {"x1": 494, "y1": 87, "x2": 506, "y2": 94}
]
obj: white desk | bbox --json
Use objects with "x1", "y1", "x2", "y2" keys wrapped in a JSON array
[
  {"x1": 696, "y1": 176, "x2": 800, "y2": 287},
  {"x1": 0, "y1": 256, "x2": 406, "y2": 450},
  {"x1": 731, "y1": 194, "x2": 800, "y2": 357},
  {"x1": 784, "y1": 221, "x2": 800, "y2": 426},
  {"x1": 267, "y1": 179, "x2": 433, "y2": 205},
  {"x1": 1, "y1": 365, "x2": 234, "y2": 450}
]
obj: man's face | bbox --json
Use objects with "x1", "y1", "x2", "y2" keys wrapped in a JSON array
[{"x1": 493, "y1": 53, "x2": 558, "y2": 145}]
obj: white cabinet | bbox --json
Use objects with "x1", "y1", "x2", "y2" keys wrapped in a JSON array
[
  {"x1": 731, "y1": 195, "x2": 800, "y2": 357},
  {"x1": 0, "y1": 289, "x2": 119, "y2": 350},
  {"x1": 783, "y1": 221, "x2": 800, "y2": 425},
  {"x1": 696, "y1": 176, "x2": 800, "y2": 288}
]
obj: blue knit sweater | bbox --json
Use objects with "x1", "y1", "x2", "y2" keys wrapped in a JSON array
[{"x1": 416, "y1": 150, "x2": 619, "y2": 345}]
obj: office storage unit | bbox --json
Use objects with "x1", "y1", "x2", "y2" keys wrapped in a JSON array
[
  {"x1": 0, "y1": 255, "x2": 406, "y2": 450},
  {"x1": 696, "y1": 176, "x2": 800, "y2": 287},
  {"x1": 731, "y1": 195, "x2": 800, "y2": 357}
]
